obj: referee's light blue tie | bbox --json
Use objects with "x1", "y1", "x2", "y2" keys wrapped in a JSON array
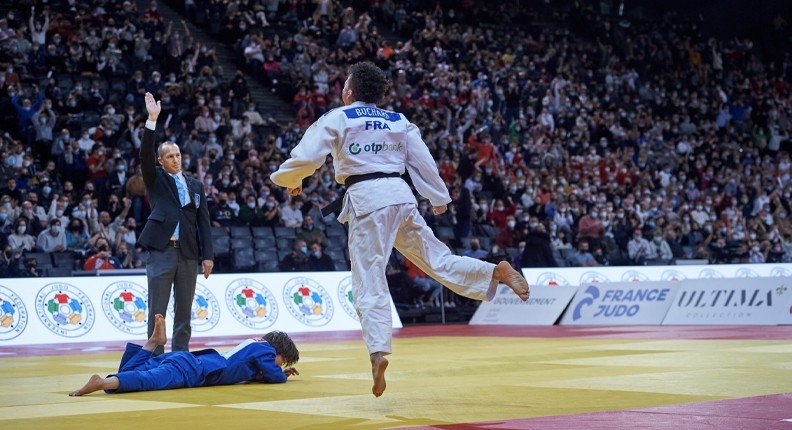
[{"x1": 171, "y1": 173, "x2": 186, "y2": 240}]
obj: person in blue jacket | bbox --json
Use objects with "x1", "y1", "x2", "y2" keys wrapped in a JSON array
[{"x1": 69, "y1": 314, "x2": 299, "y2": 396}]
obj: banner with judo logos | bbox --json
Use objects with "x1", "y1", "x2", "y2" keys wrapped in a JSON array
[
  {"x1": 0, "y1": 272, "x2": 401, "y2": 346},
  {"x1": 662, "y1": 277, "x2": 792, "y2": 325},
  {"x1": 560, "y1": 281, "x2": 679, "y2": 325},
  {"x1": 469, "y1": 284, "x2": 577, "y2": 326}
]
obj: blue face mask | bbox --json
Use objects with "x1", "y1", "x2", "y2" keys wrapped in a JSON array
[
  {"x1": 0, "y1": 213, "x2": 7, "y2": 221},
  {"x1": 300, "y1": 246, "x2": 308, "y2": 254}
]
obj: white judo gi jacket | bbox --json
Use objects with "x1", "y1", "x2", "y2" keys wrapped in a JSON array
[{"x1": 272, "y1": 101, "x2": 497, "y2": 354}]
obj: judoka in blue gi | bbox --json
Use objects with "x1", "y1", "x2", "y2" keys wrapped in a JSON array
[{"x1": 69, "y1": 314, "x2": 299, "y2": 396}]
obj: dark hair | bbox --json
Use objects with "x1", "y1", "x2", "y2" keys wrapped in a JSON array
[
  {"x1": 347, "y1": 61, "x2": 389, "y2": 105},
  {"x1": 263, "y1": 331, "x2": 299, "y2": 367}
]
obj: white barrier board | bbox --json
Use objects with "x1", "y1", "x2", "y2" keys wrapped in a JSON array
[
  {"x1": 662, "y1": 277, "x2": 792, "y2": 325},
  {"x1": 560, "y1": 281, "x2": 679, "y2": 325},
  {"x1": 0, "y1": 272, "x2": 401, "y2": 346},
  {"x1": 469, "y1": 284, "x2": 577, "y2": 326},
  {"x1": 522, "y1": 263, "x2": 792, "y2": 287}
]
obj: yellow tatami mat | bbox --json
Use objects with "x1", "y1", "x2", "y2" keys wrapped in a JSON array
[{"x1": 1, "y1": 327, "x2": 790, "y2": 429}]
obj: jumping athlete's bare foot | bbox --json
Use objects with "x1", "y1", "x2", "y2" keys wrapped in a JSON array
[
  {"x1": 143, "y1": 313, "x2": 167, "y2": 352},
  {"x1": 69, "y1": 374, "x2": 119, "y2": 396},
  {"x1": 370, "y1": 352, "x2": 389, "y2": 397},
  {"x1": 495, "y1": 261, "x2": 530, "y2": 301}
]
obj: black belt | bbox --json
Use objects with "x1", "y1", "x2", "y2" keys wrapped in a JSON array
[
  {"x1": 168, "y1": 239, "x2": 180, "y2": 248},
  {"x1": 321, "y1": 172, "x2": 402, "y2": 217}
]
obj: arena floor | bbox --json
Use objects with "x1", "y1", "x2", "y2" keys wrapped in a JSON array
[{"x1": 1, "y1": 325, "x2": 791, "y2": 429}]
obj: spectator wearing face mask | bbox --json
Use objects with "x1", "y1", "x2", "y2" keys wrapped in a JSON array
[
  {"x1": 31, "y1": 101, "x2": 56, "y2": 161},
  {"x1": 236, "y1": 194, "x2": 264, "y2": 227},
  {"x1": 65, "y1": 218, "x2": 90, "y2": 253},
  {"x1": 281, "y1": 197, "x2": 304, "y2": 228},
  {"x1": 577, "y1": 207, "x2": 604, "y2": 251},
  {"x1": 261, "y1": 195, "x2": 282, "y2": 227},
  {"x1": 8, "y1": 217, "x2": 35, "y2": 254},
  {"x1": 279, "y1": 239, "x2": 311, "y2": 272},
  {"x1": 83, "y1": 240, "x2": 123, "y2": 270},
  {"x1": 210, "y1": 192, "x2": 235, "y2": 227},
  {"x1": 37, "y1": 218, "x2": 67, "y2": 253},
  {"x1": 308, "y1": 242, "x2": 335, "y2": 272},
  {"x1": 296, "y1": 214, "x2": 326, "y2": 248},
  {"x1": 495, "y1": 215, "x2": 523, "y2": 250}
]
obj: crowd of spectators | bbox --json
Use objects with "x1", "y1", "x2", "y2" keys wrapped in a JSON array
[{"x1": 1, "y1": 0, "x2": 792, "y2": 289}]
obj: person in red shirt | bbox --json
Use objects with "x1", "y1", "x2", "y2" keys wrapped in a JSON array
[
  {"x1": 438, "y1": 156, "x2": 457, "y2": 185},
  {"x1": 487, "y1": 197, "x2": 516, "y2": 229},
  {"x1": 86, "y1": 144, "x2": 109, "y2": 190},
  {"x1": 467, "y1": 132, "x2": 498, "y2": 166},
  {"x1": 495, "y1": 215, "x2": 523, "y2": 249},
  {"x1": 83, "y1": 239, "x2": 122, "y2": 270},
  {"x1": 402, "y1": 257, "x2": 443, "y2": 307}
]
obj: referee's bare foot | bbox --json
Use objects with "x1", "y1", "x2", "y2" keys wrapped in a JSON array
[
  {"x1": 370, "y1": 352, "x2": 389, "y2": 397},
  {"x1": 495, "y1": 261, "x2": 530, "y2": 301},
  {"x1": 69, "y1": 374, "x2": 104, "y2": 396},
  {"x1": 143, "y1": 314, "x2": 167, "y2": 352}
]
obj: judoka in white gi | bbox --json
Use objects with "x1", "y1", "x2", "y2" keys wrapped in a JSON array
[{"x1": 271, "y1": 61, "x2": 530, "y2": 397}]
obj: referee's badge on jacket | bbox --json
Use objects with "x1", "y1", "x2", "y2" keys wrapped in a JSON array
[{"x1": 194, "y1": 193, "x2": 200, "y2": 208}]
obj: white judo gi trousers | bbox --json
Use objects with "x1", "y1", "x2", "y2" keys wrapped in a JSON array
[{"x1": 348, "y1": 202, "x2": 498, "y2": 354}]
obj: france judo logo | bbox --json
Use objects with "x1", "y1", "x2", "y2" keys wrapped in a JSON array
[
  {"x1": 337, "y1": 276, "x2": 358, "y2": 321},
  {"x1": 102, "y1": 281, "x2": 148, "y2": 335},
  {"x1": 572, "y1": 285, "x2": 600, "y2": 320},
  {"x1": 284, "y1": 277, "x2": 334, "y2": 327},
  {"x1": 770, "y1": 267, "x2": 792, "y2": 277},
  {"x1": 168, "y1": 282, "x2": 221, "y2": 332},
  {"x1": 35, "y1": 282, "x2": 95, "y2": 338},
  {"x1": 0, "y1": 285, "x2": 27, "y2": 341},
  {"x1": 225, "y1": 278, "x2": 278, "y2": 330}
]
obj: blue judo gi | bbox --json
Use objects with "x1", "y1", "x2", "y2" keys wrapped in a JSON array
[{"x1": 106, "y1": 341, "x2": 287, "y2": 393}]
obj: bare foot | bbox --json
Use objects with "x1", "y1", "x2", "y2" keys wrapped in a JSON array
[
  {"x1": 144, "y1": 314, "x2": 167, "y2": 352},
  {"x1": 495, "y1": 261, "x2": 530, "y2": 301},
  {"x1": 370, "y1": 352, "x2": 389, "y2": 397},
  {"x1": 69, "y1": 374, "x2": 105, "y2": 396}
]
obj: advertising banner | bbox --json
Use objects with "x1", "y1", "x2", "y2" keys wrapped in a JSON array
[
  {"x1": 0, "y1": 272, "x2": 401, "y2": 346},
  {"x1": 559, "y1": 281, "x2": 679, "y2": 325},
  {"x1": 662, "y1": 277, "x2": 792, "y2": 325},
  {"x1": 469, "y1": 284, "x2": 577, "y2": 326},
  {"x1": 523, "y1": 263, "x2": 792, "y2": 287}
]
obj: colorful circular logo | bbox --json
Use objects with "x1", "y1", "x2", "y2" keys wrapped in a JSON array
[
  {"x1": 36, "y1": 282, "x2": 95, "y2": 338},
  {"x1": 0, "y1": 285, "x2": 28, "y2": 341},
  {"x1": 698, "y1": 268, "x2": 724, "y2": 279},
  {"x1": 661, "y1": 269, "x2": 687, "y2": 281},
  {"x1": 225, "y1": 278, "x2": 278, "y2": 330},
  {"x1": 734, "y1": 268, "x2": 760, "y2": 278},
  {"x1": 579, "y1": 271, "x2": 609, "y2": 285},
  {"x1": 337, "y1": 276, "x2": 358, "y2": 321},
  {"x1": 535, "y1": 272, "x2": 570, "y2": 286},
  {"x1": 621, "y1": 270, "x2": 649, "y2": 282},
  {"x1": 283, "y1": 277, "x2": 334, "y2": 327},
  {"x1": 168, "y1": 282, "x2": 221, "y2": 332},
  {"x1": 102, "y1": 280, "x2": 148, "y2": 335}
]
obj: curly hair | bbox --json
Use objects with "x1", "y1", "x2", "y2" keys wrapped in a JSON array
[
  {"x1": 347, "y1": 61, "x2": 390, "y2": 105},
  {"x1": 262, "y1": 330, "x2": 299, "y2": 367}
]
